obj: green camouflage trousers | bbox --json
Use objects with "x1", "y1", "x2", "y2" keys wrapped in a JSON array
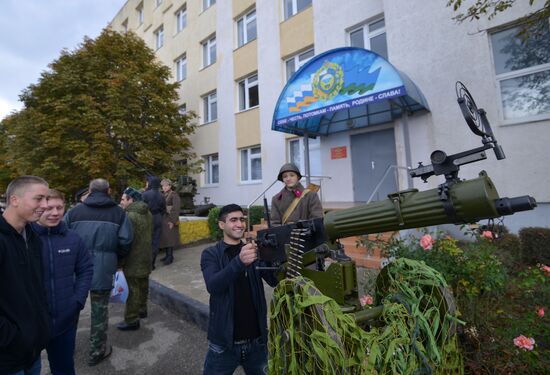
[
  {"x1": 89, "y1": 290, "x2": 111, "y2": 360},
  {"x1": 124, "y1": 276, "x2": 149, "y2": 324}
]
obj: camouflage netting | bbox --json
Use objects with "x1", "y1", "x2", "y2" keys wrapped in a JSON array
[{"x1": 268, "y1": 258, "x2": 464, "y2": 374}]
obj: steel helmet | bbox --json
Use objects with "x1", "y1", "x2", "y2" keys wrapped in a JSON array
[{"x1": 277, "y1": 163, "x2": 302, "y2": 182}]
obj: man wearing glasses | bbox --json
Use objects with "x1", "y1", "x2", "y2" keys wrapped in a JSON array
[{"x1": 200, "y1": 204, "x2": 279, "y2": 374}]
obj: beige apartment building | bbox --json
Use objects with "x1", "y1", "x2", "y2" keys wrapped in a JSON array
[{"x1": 110, "y1": 0, "x2": 549, "y2": 232}]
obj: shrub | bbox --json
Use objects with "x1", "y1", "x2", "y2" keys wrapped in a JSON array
[
  {"x1": 495, "y1": 232, "x2": 522, "y2": 270},
  {"x1": 247, "y1": 205, "x2": 265, "y2": 227},
  {"x1": 519, "y1": 227, "x2": 550, "y2": 265},
  {"x1": 207, "y1": 206, "x2": 222, "y2": 241}
]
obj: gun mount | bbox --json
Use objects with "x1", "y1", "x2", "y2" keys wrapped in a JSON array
[{"x1": 260, "y1": 82, "x2": 537, "y2": 373}]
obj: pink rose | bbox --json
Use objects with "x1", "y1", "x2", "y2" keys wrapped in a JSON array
[
  {"x1": 481, "y1": 230, "x2": 493, "y2": 239},
  {"x1": 541, "y1": 265, "x2": 550, "y2": 277},
  {"x1": 294, "y1": 190, "x2": 302, "y2": 198},
  {"x1": 537, "y1": 307, "x2": 545, "y2": 318},
  {"x1": 513, "y1": 335, "x2": 535, "y2": 351},
  {"x1": 360, "y1": 295, "x2": 373, "y2": 306},
  {"x1": 420, "y1": 234, "x2": 434, "y2": 251}
]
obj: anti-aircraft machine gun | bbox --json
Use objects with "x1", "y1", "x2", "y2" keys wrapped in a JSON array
[{"x1": 257, "y1": 82, "x2": 536, "y2": 374}]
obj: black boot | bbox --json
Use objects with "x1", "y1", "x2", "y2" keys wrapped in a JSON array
[
  {"x1": 163, "y1": 248, "x2": 174, "y2": 265},
  {"x1": 159, "y1": 248, "x2": 168, "y2": 262}
]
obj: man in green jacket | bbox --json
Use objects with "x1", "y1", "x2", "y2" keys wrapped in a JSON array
[{"x1": 117, "y1": 187, "x2": 153, "y2": 331}]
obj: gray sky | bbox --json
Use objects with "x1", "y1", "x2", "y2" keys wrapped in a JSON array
[{"x1": 0, "y1": 0, "x2": 127, "y2": 120}]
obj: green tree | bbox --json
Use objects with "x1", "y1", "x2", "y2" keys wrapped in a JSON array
[
  {"x1": 447, "y1": 0, "x2": 550, "y2": 26},
  {"x1": 0, "y1": 28, "x2": 197, "y2": 197}
]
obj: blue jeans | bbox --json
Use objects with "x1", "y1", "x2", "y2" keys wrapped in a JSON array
[
  {"x1": 203, "y1": 338, "x2": 267, "y2": 375},
  {"x1": 46, "y1": 325, "x2": 77, "y2": 375},
  {"x1": 8, "y1": 357, "x2": 41, "y2": 375}
]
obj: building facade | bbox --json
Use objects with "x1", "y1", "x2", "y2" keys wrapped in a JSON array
[{"x1": 110, "y1": 0, "x2": 549, "y2": 231}]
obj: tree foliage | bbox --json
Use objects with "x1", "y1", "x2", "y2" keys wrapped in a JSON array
[
  {"x1": 447, "y1": 0, "x2": 550, "y2": 27},
  {"x1": 0, "y1": 29, "x2": 197, "y2": 196}
]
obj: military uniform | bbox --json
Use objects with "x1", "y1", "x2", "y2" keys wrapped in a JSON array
[
  {"x1": 121, "y1": 200, "x2": 153, "y2": 324},
  {"x1": 270, "y1": 163, "x2": 324, "y2": 225}
]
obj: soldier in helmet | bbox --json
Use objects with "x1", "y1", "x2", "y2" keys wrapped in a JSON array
[{"x1": 270, "y1": 163, "x2": 324, "y2": 225}]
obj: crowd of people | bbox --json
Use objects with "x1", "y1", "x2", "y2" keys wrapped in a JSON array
[{"x1": 0, "y1": 162, "x2": 322, "y2": 375}]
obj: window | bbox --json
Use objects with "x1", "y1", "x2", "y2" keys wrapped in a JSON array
[
  {"x1": 204, "y1": 154, "x2": 219, "y2": 184},
  {"x1": 122, "y1": 19, "x2": 128, "y2": 33},
  {"x1": 155, "y1": 25, "x2": 164, "y2": 50},
  {"x1": 202, "y1": 36, "x2": 217, "y2": 67},
  {"x1": 156, "y1": 0, "x2": 163, "y2": 7},
  {"x1": 175, "y1": 5, "x2": 187, "y2": 33},
  {"x1": 203, "y1": 91, "x2": 217, "y2": 123},
  {"x1": 203, "y1": 0, "x2": 216, "y2": 11},
  {"x1": 137, "y1": 3, "x2": 144, "y2": 25},
  {"x1": 349, "y1": 18, "x2": 388, "y2": 60},
  {"x1": 490, "y1": 20, "x2": 550, "y2": 122},
  {"x1": 238, "y1": 74, "x2": 259, "y2": 111},
  {"x1": 178, "y1": 104, "x2": 187, "y2": 115},
  {"x1": 288, "y1": 137, "x2": 321, "y2": 178},
  {"x1": 284, "y1": 0, "x2": 311, "y2": 20},
  {"x1": 241, "y1": 146, "x2": 262, "y2": 182},
  {"x1": 237, "y1": 9, "x2": 257, "y2": 47},
  {"x1": 175, "y1": 55, "x2": 187, "y2": 81},
  {"x1": 285, "y1": 48, "x2": 314, "y2": 81}
]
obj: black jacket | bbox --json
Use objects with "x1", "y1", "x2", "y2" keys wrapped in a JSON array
[
  {"x1": 65, "y1": 191, "x2": 133, "y2": 290},
  {"x1": 0, "y1": 215, "x2": 51, "y2": 374},
  {"x1": 200, "y1": 241, "x2": 278, "y2": 348}
]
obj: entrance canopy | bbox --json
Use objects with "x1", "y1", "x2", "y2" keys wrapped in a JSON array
[{"x1": 272, "y1": 47, "x2": 429, "y2": 137}]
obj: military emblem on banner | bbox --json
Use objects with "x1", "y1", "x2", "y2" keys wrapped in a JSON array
[{"x1": 312, "y1": 61, "x2": 344, "y2": 101}]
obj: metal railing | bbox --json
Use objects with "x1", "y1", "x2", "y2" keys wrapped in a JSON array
[{"x1": 366, "y1": 165, "x2": 411, "y2": 205}]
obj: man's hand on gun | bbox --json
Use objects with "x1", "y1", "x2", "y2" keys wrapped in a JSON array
[{"x1": 239, "y1": 241, "x2": 258, "y2": 266}]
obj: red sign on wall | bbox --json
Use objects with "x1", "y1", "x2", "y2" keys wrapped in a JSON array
[{"x1": 331, "y1": 146, "x2": 347, "y2": 160}]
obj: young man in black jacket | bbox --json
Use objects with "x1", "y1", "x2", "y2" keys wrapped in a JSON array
[
  {"x1": 0, "y1": 176, "x2": 50, "y2": 375},
  {"x1": 200, "y1": 204, "x2": 279, "y2": 375}
]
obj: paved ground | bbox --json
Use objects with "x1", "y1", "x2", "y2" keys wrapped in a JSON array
[{"x1": 40, "y1": 300, "x2": 208, "y2": 375}]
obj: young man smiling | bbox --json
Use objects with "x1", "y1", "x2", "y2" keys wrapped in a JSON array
[
  {"x1": 200, "y1": 204, "x2": 279, "y2": 375},
  {"x1": 32, "y1": 189, "x2": 93, "y2": 375},
  {"x1": 0, "y1": 176, "x2": 50, "y2": 375}
]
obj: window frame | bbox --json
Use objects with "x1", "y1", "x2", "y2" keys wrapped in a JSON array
[
  {"x1": 202, "y1": 91, "x2": 218, "y2": 124},
  {"x1": 178, "y1": 104, "x2": 187, "y2": 115},
  {"x1": 175, "y1": 5, "x2": 187, "y2": 34},
  {"x1": 204, "y1": 153, "x2": 219, "y2": 185},
  {"x1": 136, "y1": 3, "x2": 144, "y2": 26},
  {"x1": 240, "y1": 146, "x2": 262, "y2": 183},
  {"x1": 490, "y1": 21, "x2": 550, "y2": 124},
  {"x1": 285, "y1": 48, "x2": 314, "y2": 81},
  {"x1": 175, "y1": 54, "x2": 187, "y2": 82},
  {"x1": 202, "y1": 36, "x2": 217, "y2": 67},
  {"x1": 203, "y1": 0, "x2": 216, "y2": 11},
  {"x1": 287, "y1": 137, "x2": 321, "y2": 179},
  {"x1": 348, "y1": 18, "x2": 387, "y2": 59},
  {"x1": 238, "y1": 74, "x2": 259, "y2": 111},
  {"x1": 237, "y1": 9, "x2": 257, "y2": 47},
  {"x1": 283, "y1": 0, "x2": 312, "y2": 20},
  {"x1": 154, "y1": 25, "x2": 164, "y2": 50}
]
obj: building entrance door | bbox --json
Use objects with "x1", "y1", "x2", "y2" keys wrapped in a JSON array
[{"x1": 351, "y1": 128, "x2": 397, "y2": 202}]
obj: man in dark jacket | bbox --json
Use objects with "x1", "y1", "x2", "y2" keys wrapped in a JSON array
[
  {"x1": 200, "y1": 204, "x2": 279, "y2": 375},
  {"x1": 142, "y1": 176, "x2": 166, "y2": 269},
  {"x1": 32, "y1": 189, "x2": 93, "y2": 375},
  {"x1": 0, "y1": 176, "x2": 50, "y2": 375},
  {"x1": 64, "y1": 178, "x2": 133, "y2": 366},
  {"x1": 117, "y1": 187, "x2": 153, "y2": 331}
]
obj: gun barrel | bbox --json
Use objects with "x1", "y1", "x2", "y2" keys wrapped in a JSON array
[
  {"x1": 323, "y1": 172, "x2": 535, "y2": 241},
  {"x1": 495, "y1": 196, "x2": 537, "y2": 215}
]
